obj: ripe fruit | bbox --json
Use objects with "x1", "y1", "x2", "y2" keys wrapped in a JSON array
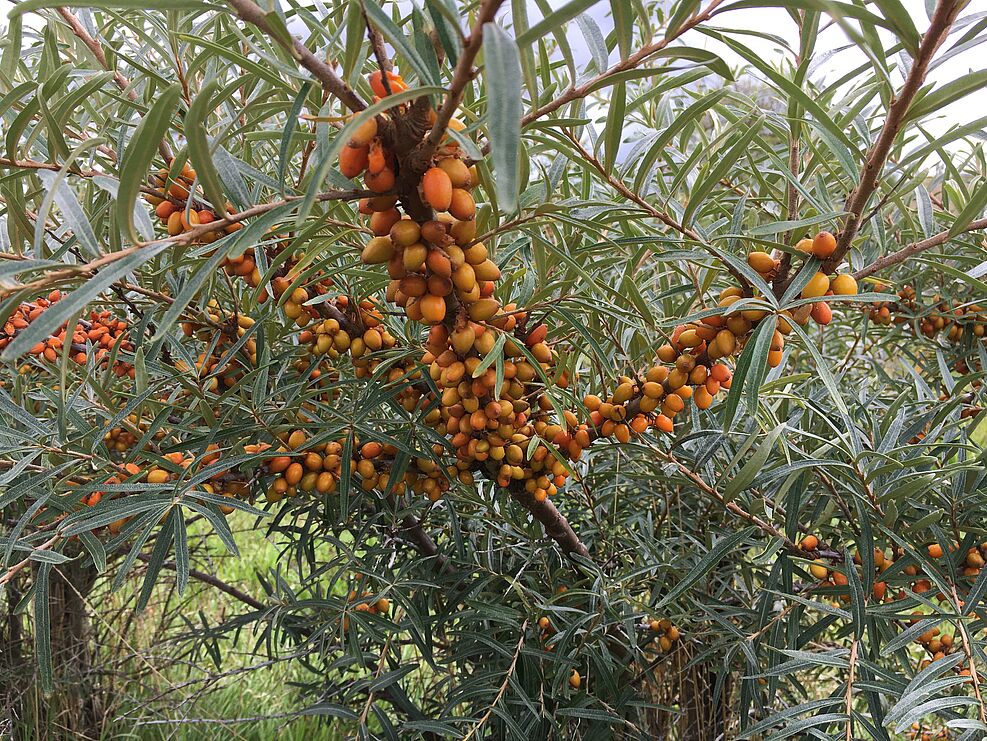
[
  {"x1": 801, "y1": 272, "x2": 830, "y2": 299},
  {"x1": 448, "y1": 189, "x2": 476, "y2": 221},
  {"x1": 422, "y1": 167, "x2": 453, "y2": 211},
  {"x1": 361, "y1": 236, "x2": 394, "y2": 264},
  {"x1": 830, "y1": 274, "x2": 857, "y2": 295},
  {"x1": 569, "y1": 670, "x2": 581, "y2": 689},
  {"x1": 747, "y1": 251, "x2": 775, "y2": 273},
  {"x1": 808, "y1": 559, "x2": 829, "y2": 579},
  {"x1": 800, "y1": 535, "x2": 819, "y2": 551},
  {"x1": 811, "y1": 231, "x2": 837, "y2": 258},
  {"x1": 811, "y1": 301, "x2": 832, "y2": 325},
  {"x1": 420, "y1": 294, "x2": 447, "y2": 324},
  {"x1": 340, "y1": 144, "x2": 369, "y2": 178},
  {"x1": 438, "y1": 158, "x2": 471, "y2": 188},
  {"x1": 369, "y1": 70, "x2": 408, "y2": 97}
]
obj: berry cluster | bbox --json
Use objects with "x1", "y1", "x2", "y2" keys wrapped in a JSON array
[
  {"x1": 143, "y1": 164, "x2": 241, "y2": 242},
  {"x1": 801, "y1": 535, "x2": 985, "y2": 681},
  {"x1": 0, "y1": 291, "x2": 134, "y2": 377}
]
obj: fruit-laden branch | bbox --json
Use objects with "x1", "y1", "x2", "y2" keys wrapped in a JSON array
[
  {"x1": 224, "y1": 0, "x2": 368, "y2": 113},
  {"x1": 414, "y1": 0, "x2": 507, "y2": 166},
  {"x1": 822, "y1": 0, "x2": 964, "y2": 273},
  {"x1": 3, "y1": 188, "x2": 374, "y2": 298},
  {"x1": 502, "y1": 477, "x2": 590, "y2": 558},
  {"x1": 853, "y1": 217, "x2": 987, "y2": 279},
  {"x1": 56, "y1": 7, "x2": 174, "y2": 163}
]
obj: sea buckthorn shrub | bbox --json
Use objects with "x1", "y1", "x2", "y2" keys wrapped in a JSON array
[{"x1": 1, "y1": 0, "x2": 986, "y2": 739}]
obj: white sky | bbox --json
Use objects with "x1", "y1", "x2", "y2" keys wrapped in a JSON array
[{"x1": 1, "y1": 0, "x2": 983, "y2": 137}]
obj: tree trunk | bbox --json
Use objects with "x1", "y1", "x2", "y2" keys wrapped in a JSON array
[{"x1": 1, "y1": 557, "x2": 105, "y2": 740}]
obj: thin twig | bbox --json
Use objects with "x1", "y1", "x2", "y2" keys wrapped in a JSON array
[
  {"x1": 0, "y1": 534, "x2": 62, "y2": 586},
  {"x1": 521, "y1": 0, "x2": 726, "y2": 128},
  {"x1": 135, "y1": 554, "x2": 266, "y2": 611},
  {"x1": 224, "y1": 0, "x2": 367, "y2": 112},
  {"x1": 462, "y1": 620, "x2": 527, "y2": 741},
  {"x1": 564, "y1": 132, "x2": 750, "y2": 293},
  {"x1": 56, "y1": 7, "x2": 174, "y2": 162},
  {"x1": 853, "y1": 217, "x2": 987, "y2": 280}
]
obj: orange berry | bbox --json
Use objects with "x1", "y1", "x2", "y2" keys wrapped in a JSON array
[
  {"x1": 155, "y1": 200, "x2": 176, "y2": 220},
  {"x1": 811, "y1": 231, "x2": 837, "y2": 259},
  {"x1": 800, "y1": 535, "x2": 819, "y2": 551},
  {"x1": 811, "y1": 301, "x2": 832, "y2": 325},
  {"x1": 420, "y1": 294, "x2": 447, "y2": 324},
  {"x1": 340, "y1": 144, "x2": 369, "y2": 178},
  {"x1": 422, "y1": 167, "x2": 453, "y2": 211}
]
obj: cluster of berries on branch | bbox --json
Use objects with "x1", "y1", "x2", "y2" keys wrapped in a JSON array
[
  {"x1": 0, "y1": 290, "x2": 134, "y2": 377},
  {"x1": 143, "y1": 163, "x2": 242, "y2": 241}
]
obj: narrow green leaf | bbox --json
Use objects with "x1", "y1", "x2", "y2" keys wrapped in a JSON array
[
  {"x1": 907, "y1": 70, "x2": 987, "y2": 123},
  {"x1": 33, "y1": 562, "x2": 52, "y2": 692},
  {"x1": 11, "y1": 0, "x2": 209, "y2": 12},
  {"x1": 516, "y1": 0, "x2": 599, "y2": 46},
  {"x1": 657, "y1": 527, "x2": 756, "y2": 608},
  {"x1": 949, "y1": 180, "x2": 987, "y2": 237},
  {"x1": 720, "y1": 424, "x2": 786, "y2": 501},
  {"x1": 116, "y1": 83, "x2": 181, "y2": 243},
  {"x1": 483, "y1": 23, "x2": 522, "y2": 214},
  {"x1": 722, "y1": 318, "x2": 773, "y2": 429},
  {"x1": 185, "y1": 79, "x2": 229, "y2": 217}
]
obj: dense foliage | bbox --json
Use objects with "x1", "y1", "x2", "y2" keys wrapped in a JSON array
[{"x1": 1, "y1": 0, "x2": 986, "y2": 738}]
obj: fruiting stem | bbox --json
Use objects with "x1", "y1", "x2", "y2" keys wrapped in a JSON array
[
  {"x1": 825, "y1": 0, "x2": 964, "y2": 272},
  {"x1": 413, "y1": 0, "x2": 507, "y2": 168}
]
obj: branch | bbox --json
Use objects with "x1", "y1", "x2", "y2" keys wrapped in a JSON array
[
  {"x1": 386, "y1": 493, "x2": 454, "y2": 574},
  {"x1": 0, "y1": 157, "x2": 101, "y2": 177},
  {"x1": 3, "y1": 188, "x2": 374, "y2": 298},
  {"x1": 360, "y1": 1, "x2": 392, "y2": 76},
  {"x1": 665, "y1": 453, "x2": 801, "y2": 553},
  {"x1": 844, "y1": 639, "x2": 858, "y2": 741},
  {"x1": 564, "y1": 132, "x2": 751, "y2": 293},
  {"x1": 0, "y1": 534, "x2": 62, "y2": 586},
  {"x1": 412, "y1": 0, "x2": 506, "y2": 166},
  {"x1": 56, "y1": 7, "x2": 174, "y2": 163},
  {"x1": 225, "y1": 0, "x2": 367, "y2": 113},
  {"x1": 462, "y1": 620, "x2": 527, "y2": 741},
  {"x1": 521, "y1": 0, "x2": 725, "y2": 128},
  {"x1": 823, "y1": 0, "x2": 964, "y2": 272},
  {"x1": 853, "y1": 217, "x2": 987, "y2": 279},
  {"x1": 137, "y1": 553, "x2": 266, "y2": 611},
  {"x1": 506, "y1": 483, "x2": 591, "y2": 559}
]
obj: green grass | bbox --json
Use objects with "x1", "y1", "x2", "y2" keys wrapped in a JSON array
[{"x1": 99, "y1": 517, "x2": 346, "y2": 740}]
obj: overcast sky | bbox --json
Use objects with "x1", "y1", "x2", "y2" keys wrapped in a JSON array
[{"x1": 1, "y1": 0, "x2": 982, "y2": 139}]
